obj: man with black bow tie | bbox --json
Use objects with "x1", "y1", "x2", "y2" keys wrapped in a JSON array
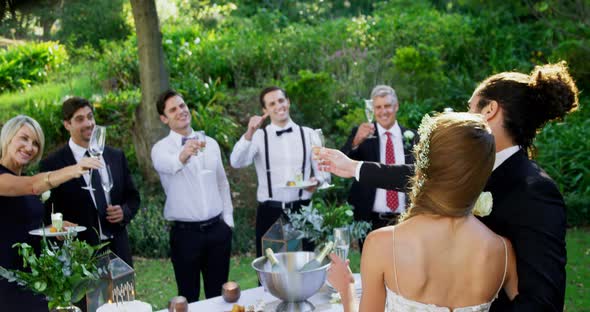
[
  {"x1": 151, "y1": 90, "x2": 234, "y2": 302},
  {"x1": 230, "y1": 86, "x2": 325, "y2": 257}
]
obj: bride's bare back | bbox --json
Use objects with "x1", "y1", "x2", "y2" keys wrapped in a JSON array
[{"x1": 359, "y1": 214, "x2": 517, "y2": 311}]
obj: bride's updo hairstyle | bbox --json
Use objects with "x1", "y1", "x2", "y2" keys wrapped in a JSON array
[
  {"x1": 401, "y1": 113, "x2": 495, "y2": 221},
  {"x1": 473, "y1": 61, "x2": 579, "y2": 157}
]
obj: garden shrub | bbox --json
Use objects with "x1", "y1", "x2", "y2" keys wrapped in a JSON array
[
  {"x1": 0, "y1": 42, "x2": 68, "y2": 92},
  {"x1": 56, "y1": 0, "x2": 131, "y2": 50},
  {"x1": 128, "y1": 184, "x2": 170, "y2": 258},
  {"x1": 536, "y1": 102, "x2": 590, "y2": 226}
]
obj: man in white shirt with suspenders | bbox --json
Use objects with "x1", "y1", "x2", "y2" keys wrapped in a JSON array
[{"x1": 230, "y1": 86, "x2": 325, "y2": 257}]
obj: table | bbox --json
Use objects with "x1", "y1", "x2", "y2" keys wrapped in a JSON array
[{"x1": 157, "y1": 274, "x2": 361, "y2": 312}]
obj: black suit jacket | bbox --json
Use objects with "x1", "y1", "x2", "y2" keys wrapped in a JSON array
[
  {"x1": 341, "y1": 123, "x2": 417, "y2": 222},
  {"x1": 359, "y1": 150, "x2": 567, "y2": 310},
  {"x1": 482, "y1": 150, "x2": 566, "y2": 311},
  {"x1": 39, "y1": 144, "x2": 140, "y2": 266}
]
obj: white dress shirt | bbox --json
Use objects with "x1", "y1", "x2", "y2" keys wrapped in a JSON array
[
  {"x1": 373, "y1": 122, "x2": 406, "y2": 213},
  {"x1": 151, "y1": 129, "x2": 234, "y2": 227},
  {"x1": 69, "y1": 138, "x2": 106, "y2": 207},
  {"x1": 68, "y1": 138, "x2": 109, "y2": 239},
  {"x1": 230, "y1": 120, "x2": 324, "y2": 203}
]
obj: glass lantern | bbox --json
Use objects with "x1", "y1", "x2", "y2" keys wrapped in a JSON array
[
  {"x1": 261, "y1": 216, "x2": 303, "y2": 253},
  {"x1": 86, "y1": 251, "x2": 135, "y2": 311}
]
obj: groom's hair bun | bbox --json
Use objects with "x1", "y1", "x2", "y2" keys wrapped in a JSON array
[{"x1": 474, "y1": 61, "x2": 578, "y2": 156}]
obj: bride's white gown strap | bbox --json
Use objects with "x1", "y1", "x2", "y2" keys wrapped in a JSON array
[{"x1": 384, "y1": 226, "x2": 508, "y2": 312}]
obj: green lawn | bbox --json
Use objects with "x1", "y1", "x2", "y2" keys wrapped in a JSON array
[{"x1": 135, "y1": 228, "x2": 589, "y2": 311}]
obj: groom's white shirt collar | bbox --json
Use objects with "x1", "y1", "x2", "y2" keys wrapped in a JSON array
[{"x1": 493, "y1": 145, "x2": 520, "y2": 171}]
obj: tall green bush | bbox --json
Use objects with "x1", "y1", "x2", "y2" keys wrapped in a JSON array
[
  {"x1": 536, "y1": 102, "x2": 590, "y2": 226},
  {"x1": 0, "y1": 42, "x2": 68, "y2": 92}
]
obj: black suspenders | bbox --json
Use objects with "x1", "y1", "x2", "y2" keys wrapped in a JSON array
[
  {"x1": 299, "y1": 126, "x2": 306, "y2": 198},
  {"x1": 262, "y1": 126, "x2": 307, "y2": 200},
  {"x1": 262, "y1": 127, "x2": 273, "y2": 198}
]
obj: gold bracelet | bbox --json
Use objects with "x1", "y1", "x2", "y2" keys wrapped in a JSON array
[{"x1": 45, "y1": 171, "x2": 55, "y2": 188}]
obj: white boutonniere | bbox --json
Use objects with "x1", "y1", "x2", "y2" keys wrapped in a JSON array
[
  {"x1": 403, "y1": 130, "x2": 415, "y2": 149},
  {"x1": 40, "y1": 190, "x2": 51, "y2": 203},
  {"x1": 473, "y1": 192, "x2": 493, "y2": 217}
]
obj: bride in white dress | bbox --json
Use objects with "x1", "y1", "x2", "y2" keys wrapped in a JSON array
[{"x1": 327, "y1": 113, "x2": 518, "y2": 312}]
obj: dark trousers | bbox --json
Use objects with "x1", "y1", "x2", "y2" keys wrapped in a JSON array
[
  {"x1": 359, "y1": 212, "x2": 400, "y2": 252},
  {"x1": 255, "y1": 200, "x2": 313, "y2": 258},
  {"x1": 170, "y1": 216, "x2": 232, "y2": 303}
]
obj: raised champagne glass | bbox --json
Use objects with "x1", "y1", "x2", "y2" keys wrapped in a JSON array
[
  {"x1": 364, "y1": 99, "x2": 377, "y2": 139},
  {"x1": 310, "y1": 129, "x2": 333, "y2": 190},
  {"x1": 194, "y1": 130, "x2": 211, "y2": 174},
  {"x1": 82, "y1": 125, "x2": 106, "y2": 191}
]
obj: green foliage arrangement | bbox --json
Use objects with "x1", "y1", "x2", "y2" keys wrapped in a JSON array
[
  {"x1": 287, "y1": 198, "x2": 372, "y2": 245},
  {"x1": 0, "y1": 42, "x2": 68, "y2": 92},
  {"x1": 0, "y1": 235, "x2": 108, "y2": 310}
]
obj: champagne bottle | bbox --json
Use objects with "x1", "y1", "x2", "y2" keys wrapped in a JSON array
[
  {"x1": 265, "y1": 248, "x2": 286, "y2": 273},
  {"x1": 298, "y1": 241, "x2": 334, "y2": 272}
]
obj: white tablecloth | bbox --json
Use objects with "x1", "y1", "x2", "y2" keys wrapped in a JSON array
[{"x1": 157, "y1": 274, "x2": 361, "y2": 312}]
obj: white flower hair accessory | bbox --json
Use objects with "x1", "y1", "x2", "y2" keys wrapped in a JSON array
[
  {"x1": 473, "y1": 192, "x2": 493, "y2": 217},
  {"x1": 411, "y1": 114, "x2": 437, "y2": 198}
]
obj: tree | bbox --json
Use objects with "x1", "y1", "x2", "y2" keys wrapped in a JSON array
[{"x1": 129, "y1": 0, "x2": 169, "y2": 183}]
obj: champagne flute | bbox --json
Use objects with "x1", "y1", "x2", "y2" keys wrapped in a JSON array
[
  {"x1": 82, "y1": 125, "x2": 106, "y2": 191},
  {"x1": 310, "y1": 129, "x2": 332, "y2": 190},
  {"x1": 333, "y1": 227, "x2": 351, "y2": 261},
  {"x1": 195, "y1": 130, "x2": 206, "y2": 152},
  {"x1": 194, "y1": 130, "x2": 211, "y2": 174},
  {"x1": 100, "y1": 164, "x2": 113, "y2": 205},
  {"x1": 364, "y1": 99, "x2": 377, "y2": 139}
]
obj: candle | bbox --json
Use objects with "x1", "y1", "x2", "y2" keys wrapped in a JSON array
[{"x1": 222, "y1": 281, "x2": 241, "y2": 303}]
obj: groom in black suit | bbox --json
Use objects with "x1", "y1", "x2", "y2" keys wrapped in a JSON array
[
  {"x1": 341, "y1": 85, "x2": 417, "y2": 246},
  {"x1": 40, "y1": 97, "x2": 140, "y2": 267}
]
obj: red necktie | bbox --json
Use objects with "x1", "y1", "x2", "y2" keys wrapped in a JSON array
[{"x1": 385, "y1": 132, "x2": 399, "y2": 211}]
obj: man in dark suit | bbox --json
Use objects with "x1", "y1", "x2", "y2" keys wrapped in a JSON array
[
  {"x1": 40, "y1": 97, "x2": 140, "y2": 267},
  {"x1": 341, "y1": 85, "x2": 417, "y2": 242}
]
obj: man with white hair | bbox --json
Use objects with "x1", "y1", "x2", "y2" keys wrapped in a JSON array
[{"x1": 341, "y1": 85, "x2": 417, "y2": 249}]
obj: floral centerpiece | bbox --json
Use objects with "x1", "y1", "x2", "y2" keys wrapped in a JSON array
[
  {"x1": 0, "y1": 233, "x2": 108, "y2": 311},
  {"x1": 286, "y1": 199, "x2": 372, "y2": 245}
]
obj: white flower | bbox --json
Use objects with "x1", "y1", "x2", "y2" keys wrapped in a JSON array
[
  {"x1": 165, "y1": 39, "x2": 173, "y2": 44},
  {"x1": 40, "y1": 190, "x2": 51, "y2": 203},
  {"x1": 473, "y1": 192, "x2": 493, "y2": 217},
  {"x1": 403, "y1": 130, "x2": 415, "y2": 141}
]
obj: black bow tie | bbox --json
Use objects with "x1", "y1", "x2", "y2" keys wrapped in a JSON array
[{"x1": 276, "y1": 127, "x2": 293, "y2": 136}]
